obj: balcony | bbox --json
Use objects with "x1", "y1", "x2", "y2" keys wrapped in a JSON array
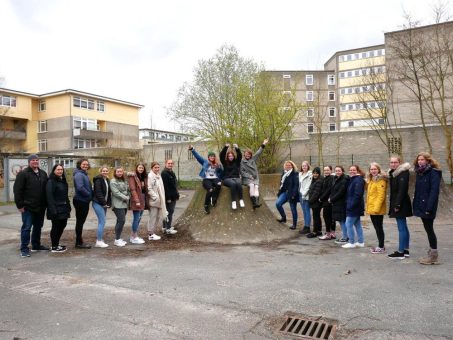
[
  {"x1": 0, "y1": 128, "x2": 26, "y2": 140},
  {"x1": 73, "y1": 128, "x2": 113, "y2": 140}
]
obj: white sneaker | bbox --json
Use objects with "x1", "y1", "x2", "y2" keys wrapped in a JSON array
[
  {"x1": 148, "y1": 234, "x2": 161, "y2": 241},
  {"x1": 355, "y1": 242, "x2": 365, "y2": 248},
  {"x1": 232, "y1": 201, "x2": 237, "y2": 210},
  {"x1": 114, "y1": 239, "x2": 126, "y2": 247},
  {"x1": 95, "y1": 240, "x2": 109, "y2": 248},
  {"x1": 130, "y1": 237, "x2": 145, "y2": 244},
  {"x1": 165, "y1": 228, "x2": 178, "y2": 235},
  {"x1": 239, "y1": 199, "x2": 245, "y2": 208},
  {"x1": 342, "y1": 243, "x2": 356, "y2": 249}
]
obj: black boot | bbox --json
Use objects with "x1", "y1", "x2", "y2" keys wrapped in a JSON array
[
  {"x1": 204, "y1": 204, "x2": 210, "y2": 214},
  {"x1": 251, "y1": 197, "x2": 257, "y2": 209},
  {"x1": 254, "y1": 196, "x2": 261, "y2": 208}
]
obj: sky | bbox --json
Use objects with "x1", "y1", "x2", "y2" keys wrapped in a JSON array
[{"x1": 0, "y1": 0, "x2": 450, "y2": 131}]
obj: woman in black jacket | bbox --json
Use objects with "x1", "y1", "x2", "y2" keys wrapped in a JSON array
[
  {"x1": 307, "y1": 167, "x2": 323, "y2": 238},
  {"x1": 318, "y1": 166, "x2": 336, "y2": 240},
  {"x1": 276, "y1": 161, "x2": 300, "y2": 230},
  {"x1": 329, "y1": 166, "x2": 349, "y2": 244},
  {"x1": 92, "y1": 166, "x2": 112, "y2": 248},
  {"x1": 46, "y1": 164, "x2": 71, "y2": 253},
  {"x1": 220, "y1": 143, "x2": 244, "y2": 210}
]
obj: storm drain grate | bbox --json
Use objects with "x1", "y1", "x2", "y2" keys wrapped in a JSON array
[{"x1": 278, "y1": 314, "x2": 337, "y2": 339}]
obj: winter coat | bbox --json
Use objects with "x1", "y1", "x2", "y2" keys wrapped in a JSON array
[
  {"x1": 240, "y1": 145, "x2": 265, "y2": 185},
  {"x1": 308, "y1": 176, "x2": 323, "y2": 209},
  {"x1": 148, "y1": 171, "x2": 167, "y2": 222},
  {"x1": 220, "y1": 146, "x2": 242, "y2": 179},
  {"x1": 388, "y1": 163, "x2": 412, "y2": 218},
  {"x1": 319, "y1": 174, "x2": 334, "y2": 208},
  {"x1": 110, "y1": 178, "x2": 130, "y2": 209},
  {"x1": 330, "y1": 174, "x2": 349, "y2": 222},
  {"x1": 92, "y1": 175, "x2": 112, "y2": 207},
  {"x1": 46, "y1": 174, "x2": 70, "y2": 220},
  {"x1": 13, "y1": 166, "x2": 48, "y2": 213},
  {"x1": 191, "y1": 148, "x2": 223, "y2": 180},
  {"x1": 128, "y1": 173, "x2": 149, "y2": 211},
  {"x1": 366, "y1": 175, "x2": 387, "y2": 216},
  {"x1": 413, "y1": 166, "x2": 442, "y2": 219},
  {"x1": 277, "y1": 170, "x2": 300, "y2": 202},
  {"x1": 299, "y1": 171, "x2": 313, "y2": 201},
  {"x1": 346, "y1": 175, "x2": 365, "y2": 217},
  {"x1": 161, "y1": 168, "x2": 179, "y2": 201},
  {"x1": 73, "y1": 168, "x2": 92, "y2": 203}
]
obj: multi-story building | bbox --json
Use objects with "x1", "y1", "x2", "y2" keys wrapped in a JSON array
[
  {"x1": 0, "y1": 88, "x2": 143, "y2": 153},
  {"x1": 139, "y1": 128, "x2": 194, "y2": 146}
]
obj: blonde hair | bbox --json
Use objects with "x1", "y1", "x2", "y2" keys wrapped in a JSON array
[
  {"x1": 284, "y1": 160, "x2": 298, "y2": 172},
  {"x1": 413, "y1": 152, "x2": 440, "y2": 169},
  {"x1": 99, "y1": 166, "x2": 109, "y2": 173},
  {"x1": 367, "y1": 162, "x2": 383, "y2": 182}
]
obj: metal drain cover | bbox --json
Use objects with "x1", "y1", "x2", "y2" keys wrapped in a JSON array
[{"x1": 278, "y1": 314, "x2": 338, "y2": 339}]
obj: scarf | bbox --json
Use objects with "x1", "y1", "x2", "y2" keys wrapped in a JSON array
[
  {"x1": 280, "y1": 169, "x2": 293, "y2": 189},
  {"x1": 415, "y1": 163, "x2": 431, "y2": 175}
]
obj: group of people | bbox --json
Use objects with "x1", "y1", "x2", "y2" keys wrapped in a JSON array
[
  {"x1": 14, "y1": 155, "x2": 180, "y2": 257},
  {"x1": 275, "y1": 152, "x2": 442, "y2": 265}
]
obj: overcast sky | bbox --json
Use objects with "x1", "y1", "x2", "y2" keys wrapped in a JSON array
[{"x1": 0, "y1": 0, "x2": 449, "y2": 131}]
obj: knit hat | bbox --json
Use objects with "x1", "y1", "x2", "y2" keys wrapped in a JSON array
[
  {"x1": 27, "y1": 154, "x2": 39, "y2": 163},
  {"x1": 207, "y1": 151, "x2": 216, "y2": 157},
  {"x1": 312, "y1": 167, "x2": 321, "y2": 175}
]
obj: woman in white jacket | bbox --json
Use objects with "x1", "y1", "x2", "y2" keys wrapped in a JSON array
[
  {"x1": 147, "y1": 161, "x2": 167, "y2": 241},
  {"x1": 299, "y1": 161, "x2": 313, "y2": 234}
]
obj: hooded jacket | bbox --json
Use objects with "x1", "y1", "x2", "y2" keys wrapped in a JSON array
[
  {"x1": 346, "y1": 175, "x2": 365, "y2": 217},
  {"x1": 413, "y1": 165, "x2": 442, "y2": 219},
  {"x1": 330, "y1": 174, "x2": 349, "y2": 222},
  {"x1": 73, "y1": 168, "x2": 92, "y2": 203},
  {"x1": 92, "y1": 174, "x2": 112, "y2": 206},
  {"x1": 366, "y1": 174, "x2": 387, "y2": 216},
  {"x1": 388, "y1": 162, "x2": 412, "y2": 218},
  {"x1": 46, "y1": 172, "x2": 71, "y2": 220}
]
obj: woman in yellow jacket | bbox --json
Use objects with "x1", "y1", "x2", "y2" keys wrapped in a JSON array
[{"x1": 366, "y1": 162, "x2": 388, "y2": 254}]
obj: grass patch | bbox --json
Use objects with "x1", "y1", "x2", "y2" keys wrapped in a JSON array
[{"x1": 178, "y1": 180, "x2": 200, "y2": 190}]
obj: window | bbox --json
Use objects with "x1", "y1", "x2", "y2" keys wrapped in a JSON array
[
  {"x1": 73, "y1": 116, "x2": 98, "y2": 131},
  {"x1": 339, "y1": 72, "x2": 345, "y2": 78},
  {"x1": 283, "y1": 74, "x2": 291, "y2": 91},
  {"x1": 328, "y1": 107, "x2": 336, "y2": 117},
  {"x1": 165, "y1": 149, "x2": 173, "y2": 160},
  {"x1": 388, "y1": 137, "x2": 402, "y2": 154},
  {"x1": 306, "y1": 108, "x2": 314, "y2": 117},
  {"x1": 328, "y1": 91, "x2": 335, "y2": 101},
  {"x1": 87, "y1": 100, "x2": 95, "y2": 110},
  {"x1": 307, "y1": 123, "x2": 314, "y2": 133},
  {"x1": 348, "y1": 121, "x2": 354, "y2": 127},
  {"x1": 0, "y1": 94, "x2": 17, "y2": 107},
  {"x1": 305, "y1": 74, "x2": 313, "y2": 85},
  {"x1": 38, "y1": 139, "x2": 47, "y2": 152},
  {"x1": 327, "y1": 74, "x2": 335, "y2": 85},
  {"x1": 73, "y1": 96, "x2": 99, "y2": 111},
  {"x1": 38, "y1": 120, "x2": 47, "y2": 132},
  {"x1": 73, "y1": 138, "x2": 100, "y2": 149},
  {"x1": 306, "y1": 91, "x2": 313, "y2": 101},
  {"x1": 378, "y1": 118, "x2": 385, "y2": 125},
  {"x1": 39, "y1": 100, "x2": 46, "y2": 112},
  {"x1": 97, "y1": 101, "x2": 105, "y2": 112},
  {"x1": 329, "y1": 123, "x2": 336, "y2": 132}
]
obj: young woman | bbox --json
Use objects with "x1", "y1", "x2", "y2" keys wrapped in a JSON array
[
  {"x1": 413, "y1": 152, "x2": 442, "y2": 265},
  {"x1": 92, "y1": 166, "x2": 111, "y2": 248},
  {"x1": 148, "y1": 161, "x2": 167, "y2": 239},
  {"x1": 276, "y1": 161, "x2": 300, "y2": 230},
  {"x1": 366, "y1": 162, "x2": 388, "y2": 254},
  {"x1": 240, "y1": 139, "x2": 268, "y2": 209},
  {"x1": 330, "y1": 166, "x2": 349, "y2": 244},
  {"x1": 128, "y1": 163, "x2": 148, "y2": 244},
  {"x1": 318, "y1": 166, "x2": 336, "y2": 240},
  {"x1": 298, "y1": 161, "x2": 313, "y2": 234},
  {"x1": 72, "y1": 158, "x2": 92, "y2": 249},
  {"x1": 189, "y1": 145, "x2": 223, "y2": 214},
  {"x1": 342, "y1": 165, "x2": 365, "y2": 249},
  {"x1": 307, "y1": 167, "x2": 323, "y2": 238},
  {"x1": 46, "y1": 164, "x2": 71, "y2": 253},
  {"x1": 387, "y1": 156, "x2": 412, "y2": 259},
  {"x1": 110, "y1": 167, "x2": 130, "y2": 247},
  {"x1": 220, "y1": 143, "x2": 244, "y2": 210}
]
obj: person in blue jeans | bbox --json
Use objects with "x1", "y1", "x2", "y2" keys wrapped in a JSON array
[
  {"x1": 387, "y1": 156, "x2": 412, "y2": 259},
  {"x1": 13, "y1": 154, "x2": 49, "y2": 257},
  {"x1": 92, "y1": 166, "x2": 112, "y2": 248},
  {"x1": 342, "y1": 165, "x2": 366, "y2": 249},
  {"x1": 298, "y1": 161, "x2": 312, "y2": 234},
  {"x1": 276, "y1": 161, "x2": 300, "y2": 230}
]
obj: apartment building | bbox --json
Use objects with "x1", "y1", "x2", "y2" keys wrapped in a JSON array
[
  {"x1": 139, "y1": 128, "x2": 194, "y2": 146},
  {"x1": 0, "y1": 88, "x2": 142, "y2": 153}
]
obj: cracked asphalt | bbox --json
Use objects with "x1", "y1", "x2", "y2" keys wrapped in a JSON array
[{"x1": 0, "y1": 190, "x2": 452, "y2": 339}]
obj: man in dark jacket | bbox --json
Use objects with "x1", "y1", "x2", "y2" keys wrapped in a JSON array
[
  {"x1": 13, "y1": 154, "x2": 49, "y2": 257},
  {"x1": 161, "y1": 159, "x2": 179, "y2": 235}
]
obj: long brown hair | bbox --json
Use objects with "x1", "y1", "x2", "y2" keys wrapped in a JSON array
[
  {"x1": 350, "y1": 164, "x2": 365, "y2": 177},
  {"x1": 413, "y1": 152, "x2": 440, "y2": 169}
]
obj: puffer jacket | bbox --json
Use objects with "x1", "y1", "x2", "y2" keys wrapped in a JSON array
[
  {"x1": 110, "y1": 178, "x2": 130, "y2": 209},
  {"x1": 366, "y1": 175, "x2": 387, "y2": 215},
  {"x1": 46, "y1": 173, "x2": 70, "y2": 220},
  {"x1": 413, "y1": 165, "x2": 442, "y2": 219},
  {"x1": 388, "y1": 162, "x2": 412, "y2": 218},
  {"x1": 308, "y1": 176, "x2": 323, "y2": 209},
  {"x1": 73, "y1": 168, "x2": 92, "y2": 203}
]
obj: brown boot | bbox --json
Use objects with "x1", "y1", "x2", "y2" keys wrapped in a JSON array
[{"x1": 419, "y1": 249, "x2": 439, "y2": 265}]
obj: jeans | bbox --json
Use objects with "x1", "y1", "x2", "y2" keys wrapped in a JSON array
[
  {"x1": 73, "y1": 199, "x2": 90, "y2": 244},
  {"x1": 20, "y1": 209, "x2": 45, "y2": 252},
  {"x1": 300, "y1": 199, "x2": 311, "y2": 227},
  {"x1": 345, "y1": 216, "x2": 364, "y2": 244},
  {"x1": 370, "y1": 215, "x2": 385, "y2": 248},
  {"x1": 132, "y1": 210, "x2": 144, "y2": 233},
  {"x1": 164, "y1": 200, "x2": 176, "y2": 229},
  {"x1": 275, "y1": 192, "x2": 298, "y2": 227},
  {"x1": 202, "y1": 178, "x2": 221, "y2": 206},
  {"x1": 92, "y1": 201, "x2": 107, "y2": 241},
  {"x1": 222, "y1": 178, "x2": 243, "y2": 201},
  {"x1": 396, "y1": 217, "x2": 410, "y2": 252},
  {"x1": 50, "y1": 219, "x2": 68, "y2": 248},
  {"x1": 113, "y1": 208, "x2": 127, "y2": 240},
  {"x1": 339, "y1": 220, "x2": 347, "y2": 239}
]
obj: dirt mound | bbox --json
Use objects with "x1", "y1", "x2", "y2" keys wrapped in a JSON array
[{"x1": 175, "y1": 186, "x2": 296, "y2": 244}]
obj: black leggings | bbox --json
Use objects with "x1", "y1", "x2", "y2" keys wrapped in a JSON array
[
  {"x1": 312, "y1": 207, "x2": 322, "y2": 233},
  {"x1": 73, "y1": 199, "x2": 90, "y2": 244},
  {"x1": 222, "y1": 178, "x2": 243, "y2": 201},
  {"x1": 421, "y1": 218, "x2": 437, "y2": 249},
  {"x1": 322, "y1": 205, "x2": 336, "y2": 232},
  {"x1": 50, "y1": 219, "x2": 68, "y2": 248},
  {"x1": 202, "y1": 179, "x2": 221, "y2": 206},
  {"x1": 113, "y1": 208, "x2": 127, "y2": 240},
  {"x1": 370, "y1": 215, "x2": 385, "y2": 248}
]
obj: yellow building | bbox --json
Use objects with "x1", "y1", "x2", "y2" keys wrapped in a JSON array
[{"x1": 0, "y1": 88, "x2": 143, "y2": 153}]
